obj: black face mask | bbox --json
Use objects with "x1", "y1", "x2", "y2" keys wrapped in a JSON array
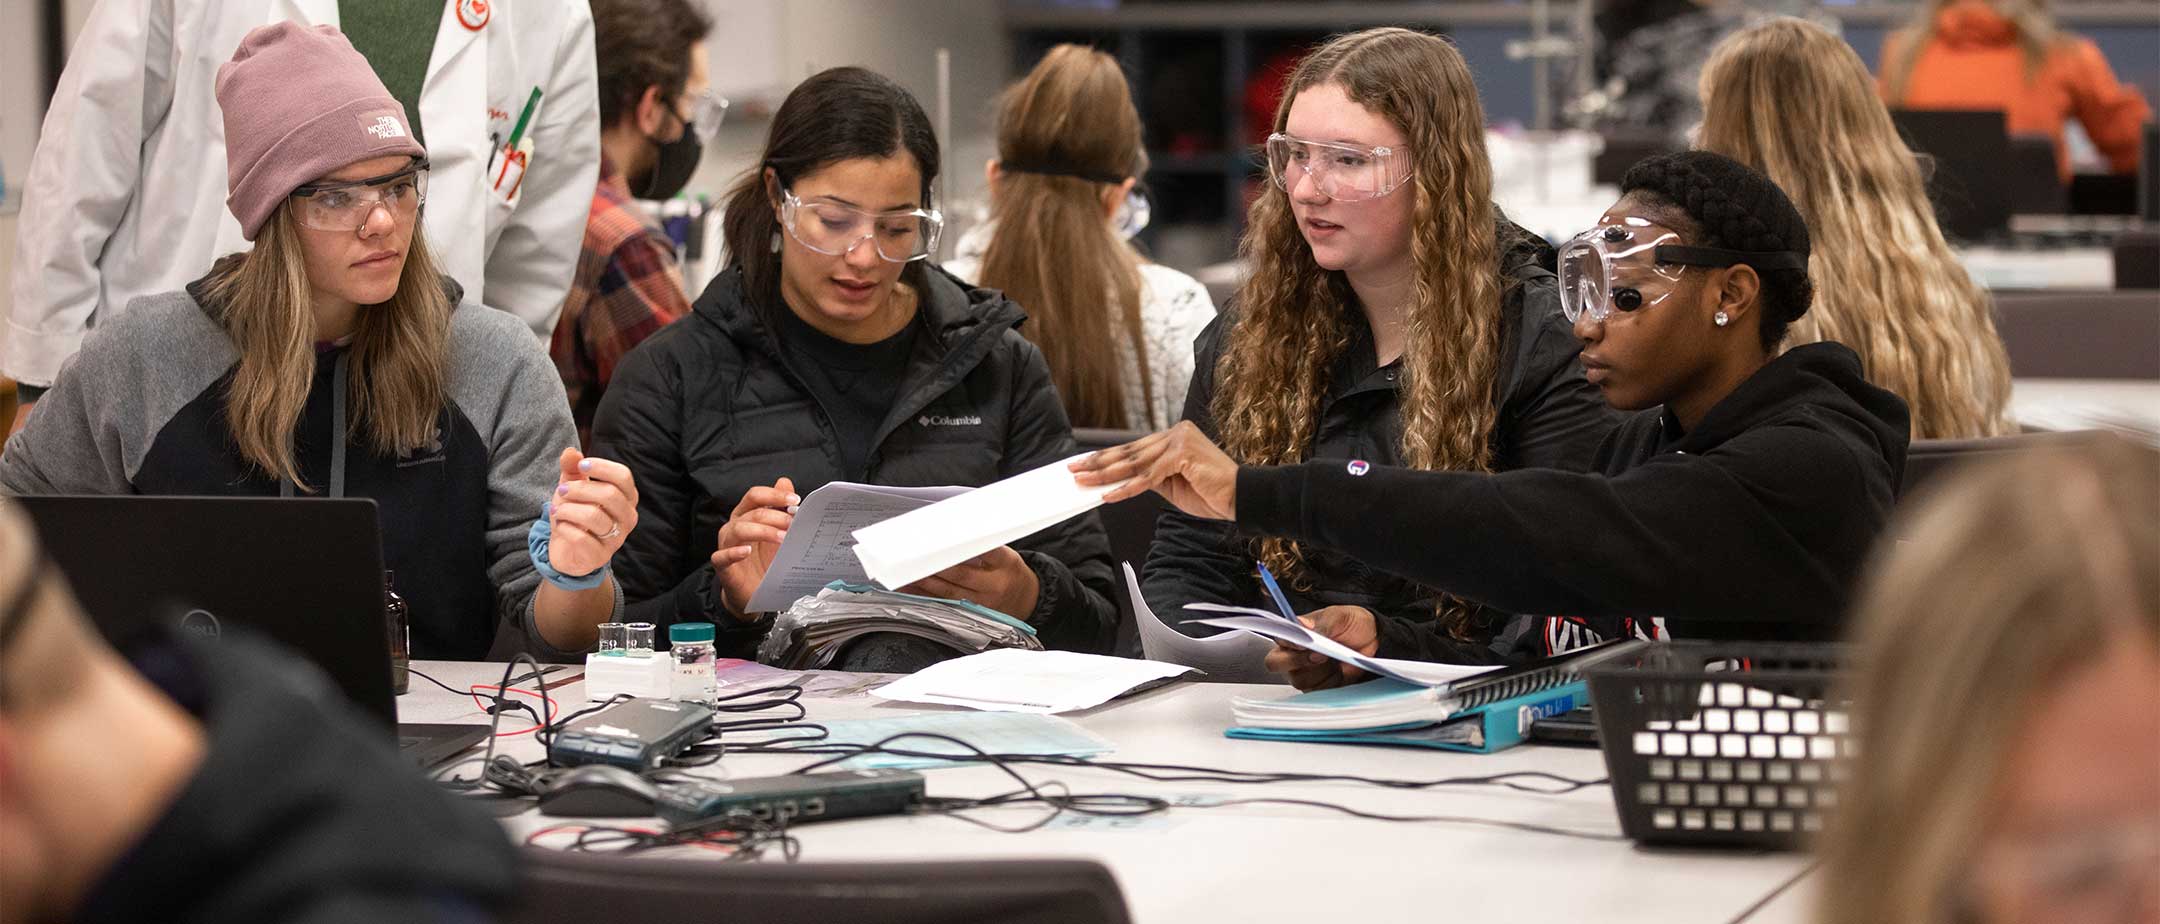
[{"x1": 635, "y1": 121, "x2": 702, "y2": 200}]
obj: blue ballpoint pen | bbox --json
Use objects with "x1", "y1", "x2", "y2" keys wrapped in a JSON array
[{"x1": 1254, "y1": 562, "x2": 1300, "y2": 624}]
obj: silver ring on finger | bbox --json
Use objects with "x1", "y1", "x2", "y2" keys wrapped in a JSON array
[{"x1": 602, "y1": 520, "x2": 621, "y2": 539}]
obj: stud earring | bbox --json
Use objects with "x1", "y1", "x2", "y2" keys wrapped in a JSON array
[
  {"x1": 1714, "y1": 311, "x2": 1730, "y2": 327},
  {"x1": 770, "y1": 231, "x2": 782, "y2": 254}
]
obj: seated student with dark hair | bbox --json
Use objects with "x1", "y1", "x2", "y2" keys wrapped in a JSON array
[
  {"x1": 0, "y1": 501, "x2": 517, "y2": 923},
  {"x1": 591, "y1": 66, "x2": 1120, "y2": 670},
  {"x1": 1075, "y1": 151, "x2": 1911, "y2": 689}
]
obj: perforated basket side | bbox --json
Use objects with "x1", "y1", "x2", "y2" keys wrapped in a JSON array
[{"x1": 1585, "y1": 642, "x2": 1852, "y2": 849}]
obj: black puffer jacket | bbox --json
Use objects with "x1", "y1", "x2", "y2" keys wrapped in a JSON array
[
  {"x1": 590, "y1": 265, "x2": 1120, "y2": 656},
  {"x1": 1141, "y1": 221, "x2": 1622, "y2": 662}
]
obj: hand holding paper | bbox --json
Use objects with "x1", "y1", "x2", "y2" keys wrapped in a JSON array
[
  {"x1": 900, "y1": 546, "x2": 1041, "y2": 622},
  {"x1": 1188, "y1": 607, "x2": 1497, "y2": 689},
  {"x1": 1066, "y1": 422, "x2": 1238, "y2": 518},
  {"x1": 1263, "y1": 605, "x2": 1383, "y2": 690},
  {"x1": 714, "y1": 477, "x2": 798, "y2": 618},
  {"x1": 852, "y1": 454, "x2": 1123, "y2": 590}
]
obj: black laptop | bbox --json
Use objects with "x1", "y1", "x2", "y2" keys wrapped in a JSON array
[{"x1": 14, "y1": 495, "x2": 487, "y2": 767}]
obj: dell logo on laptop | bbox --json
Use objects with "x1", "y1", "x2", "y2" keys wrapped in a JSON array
[{"x1": 177, "y1": 609, "x2": 222, "y2": 640}]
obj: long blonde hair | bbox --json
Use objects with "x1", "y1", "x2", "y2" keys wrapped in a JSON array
[
  {"x1": 1883, "y1": 0, "x2": 2063, "y2": 101},
  {"x1": 202, "y1": 203, "x2": 453, "y2": 489},
  {"x1": 977, "y1": 44, "x2": 1154, "y2": 429},
  {"x1": 1217, "y1": 28, "x2": 1506, "y2": 628},
  {"x1": 1821, "y1": 435, "x2": 2159, "y2": 924},
  {"x1": 1700, "y1": 18, "x2": 2014, "y2": 439}
]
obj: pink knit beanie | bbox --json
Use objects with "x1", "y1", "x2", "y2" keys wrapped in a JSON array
[{"x1": 215, "y1": 22, "x2": 427, "y2": 241}]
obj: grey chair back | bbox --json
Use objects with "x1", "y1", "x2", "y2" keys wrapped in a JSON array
[{"x1": 506, "y1": 850, "x2": 1135, "y2": 924}]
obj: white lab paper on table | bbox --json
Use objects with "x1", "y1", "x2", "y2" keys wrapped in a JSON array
[
  {"x1": 850, "y1": 454, "x2": 1122, "y2": 590},
  {"x1": 741, "y1": 481, "x2": 968, "y2": 613},
  {"x1": 869, "y1": 648, "x2": 1198, "y2": 714}
]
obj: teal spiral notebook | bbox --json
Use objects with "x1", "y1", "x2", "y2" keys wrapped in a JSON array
[{"x1": 1225, "y1": 681, "x2": 1589, "y2": 754}]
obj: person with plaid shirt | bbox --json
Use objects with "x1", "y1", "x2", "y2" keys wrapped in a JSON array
[{"x1": 552, "y1": 0, "x2": 714, "y2": 443}]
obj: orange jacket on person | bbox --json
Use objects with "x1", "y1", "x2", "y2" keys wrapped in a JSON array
[{"x1": 1881, "y1": 0, "x2": 2152, "y2": 181}]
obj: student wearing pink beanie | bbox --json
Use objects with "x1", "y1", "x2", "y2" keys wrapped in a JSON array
[{"x1": 2, "y1": 22, "x2": 636, "y2": 661}]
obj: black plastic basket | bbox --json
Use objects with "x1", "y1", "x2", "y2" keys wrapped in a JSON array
[{"x1": 1584, "y1": 641, "x2": 1852, "y2": 849}]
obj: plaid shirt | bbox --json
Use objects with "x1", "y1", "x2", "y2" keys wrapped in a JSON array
[{"x1": 551, "y1": 155, "x2": 691, "y2": 445}]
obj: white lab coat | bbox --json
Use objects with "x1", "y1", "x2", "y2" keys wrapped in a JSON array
[{"x1": 4, "y1": 0, "x2": 599, "y2": 387}]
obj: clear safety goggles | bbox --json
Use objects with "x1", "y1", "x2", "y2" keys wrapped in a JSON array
[
  {"x1": 780, "y1": 188, "x2": 943, "y2": 263},
  {"x1": 289, "y1": 159, "x2": 429, "y2": 233},
  {"x1": 1113, "y1": 186, "x2": 1151, "y2": 241},
  {"x1": 1557, "y1": 220, "x2": 1807, "y2": 323},
  {"x1": 668, "y1": 88, "x2": 729, "y2": 142},
  {"x1": 1264, "y1": 132, "x2": 1412, "y2": 202}
]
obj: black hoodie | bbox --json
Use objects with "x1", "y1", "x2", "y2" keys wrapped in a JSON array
[
  {"x1": 1141, "y1": 222, "x2": 1622, "y2": 660},
  {"x1": 1235, "y1": 342, "x2": 1911, "y2": 658},
  {"x1": 590, "y1": 264, "x2": 1121, "y2": 657},
  {"x1": 73, "y1": 633, "x2": 517, "y2": 923}
]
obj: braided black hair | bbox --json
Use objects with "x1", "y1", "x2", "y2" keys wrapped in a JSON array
[{"x1": 1619, "y1": 151, "x2": 1814, "y2": 351}]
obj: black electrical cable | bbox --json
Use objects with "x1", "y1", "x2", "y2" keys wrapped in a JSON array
[
  {"x1": 434, "y1": 654, "x2": 552, "y2": 792},
  {"x1": 406, "y1": 666, "x2": 467, "y2": 698},
  {"x1": 725, "y1": 732, "x2": 1608, "y2": 795},
  {"x1": 715, "y1": 728, "x2": 1622, "y2": 842}
]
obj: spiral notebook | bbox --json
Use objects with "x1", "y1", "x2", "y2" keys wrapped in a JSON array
[
  {"x1": 1226, "y1": 638, "x2": 1633, "y2": 732},
  {"x1": 1226, "y1": 681, "x2": 1592, "y2": 753}
]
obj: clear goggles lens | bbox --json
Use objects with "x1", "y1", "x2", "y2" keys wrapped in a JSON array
[
  {"x1": 780, "y1": 189, "x2": 943, "y2": 263},
  {"x1": 1112, "y1": 186, "x2": 1151, "y2": 241},
  {"x1": 1557, "y1": 222, "x2": 1692, "y2": 324},
  {"x1": 683, "y1": 90, "x2": 729, "y2": 141},
  {"x1": 1264, "y1": 132, "x2": 1411, "y2": 202},
  {"x1": 290, "y1": 162, "x2": 428, "y2": 233}
]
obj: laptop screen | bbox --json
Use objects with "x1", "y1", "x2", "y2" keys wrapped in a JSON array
[{"x1": 13, "y1": 495, "x2": 396, "y2": 730}]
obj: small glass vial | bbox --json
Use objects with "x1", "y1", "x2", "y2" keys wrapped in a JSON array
[
  {"x1": 669, "y1": 622, "x2": 718, "y2": 704},
  {"x1": 384, "y1": 571, "x2": 409, "y2": 695},
  {"x1": 597, "y1": 622, "x2": 628, "y2": 656},
  {"x1": 624, "y1": 622, "x2": 657, "y2": 657}
]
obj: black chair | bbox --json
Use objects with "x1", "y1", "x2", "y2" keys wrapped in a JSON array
[
  {"x1": 1073, "y1": 427, "x2": 1163, "y2": 657},
  {"x1": 506, "y1": 851, "x2": 1135, "y2": 924},
  {"x1": 1901, "y1": 430, "x2": 2108, "y2": 500}
]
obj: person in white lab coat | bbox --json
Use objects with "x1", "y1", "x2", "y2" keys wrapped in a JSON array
[{"x1": 5, "y1": 0, "x2": 599, "y2": 421}]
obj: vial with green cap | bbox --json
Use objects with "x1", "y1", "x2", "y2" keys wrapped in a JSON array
[{"x1": 669, "y1": 622, "x2": 718, "y2": 705}]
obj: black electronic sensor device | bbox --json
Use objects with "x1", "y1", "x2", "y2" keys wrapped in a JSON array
[
  {"x1": 657, "y1": 769, "x2": 926, "y2": 827},
  {"x1": 538, "y1": 764, "x2": 663, "y2": 817},
  {"x1": 547, "y1": 697, "x2": 714, "y2": 770}
]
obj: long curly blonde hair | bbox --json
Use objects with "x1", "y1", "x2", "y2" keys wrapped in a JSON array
[
  {"x1": 1699, "y1": 18, "x2": 2013, "y2": 438},
  {"x1": 1215, "y1": 28, "x2": 1507, "y2": 626}
]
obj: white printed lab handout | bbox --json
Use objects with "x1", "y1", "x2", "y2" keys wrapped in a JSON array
[
  {"x1": 1126, "y1": 563, "x2": 1281, "y2": 683},
  {"x1": 869, "y1": 648, "x2": 1198, "y2": 714},
  {"x1": 1188, "y1": 609, "x2": 1498, "y2": 689},
  {"x1": 741, "y1": 481, "x2": 968, "y2": 613},
  {"x1": 851, "y1": 454, "x2": 1122, "y2": 590}
]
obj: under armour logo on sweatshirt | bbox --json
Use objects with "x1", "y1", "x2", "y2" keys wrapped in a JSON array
[
  {"x1": 397, "y1": 429, "x2": 447, "y2": 467},
  {"x1": 918, "y1": 414, "x2": 982, "y2": 428},
  {"x1": 1346, "y1": 460, "x2": 1370, "y2": 476}
]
